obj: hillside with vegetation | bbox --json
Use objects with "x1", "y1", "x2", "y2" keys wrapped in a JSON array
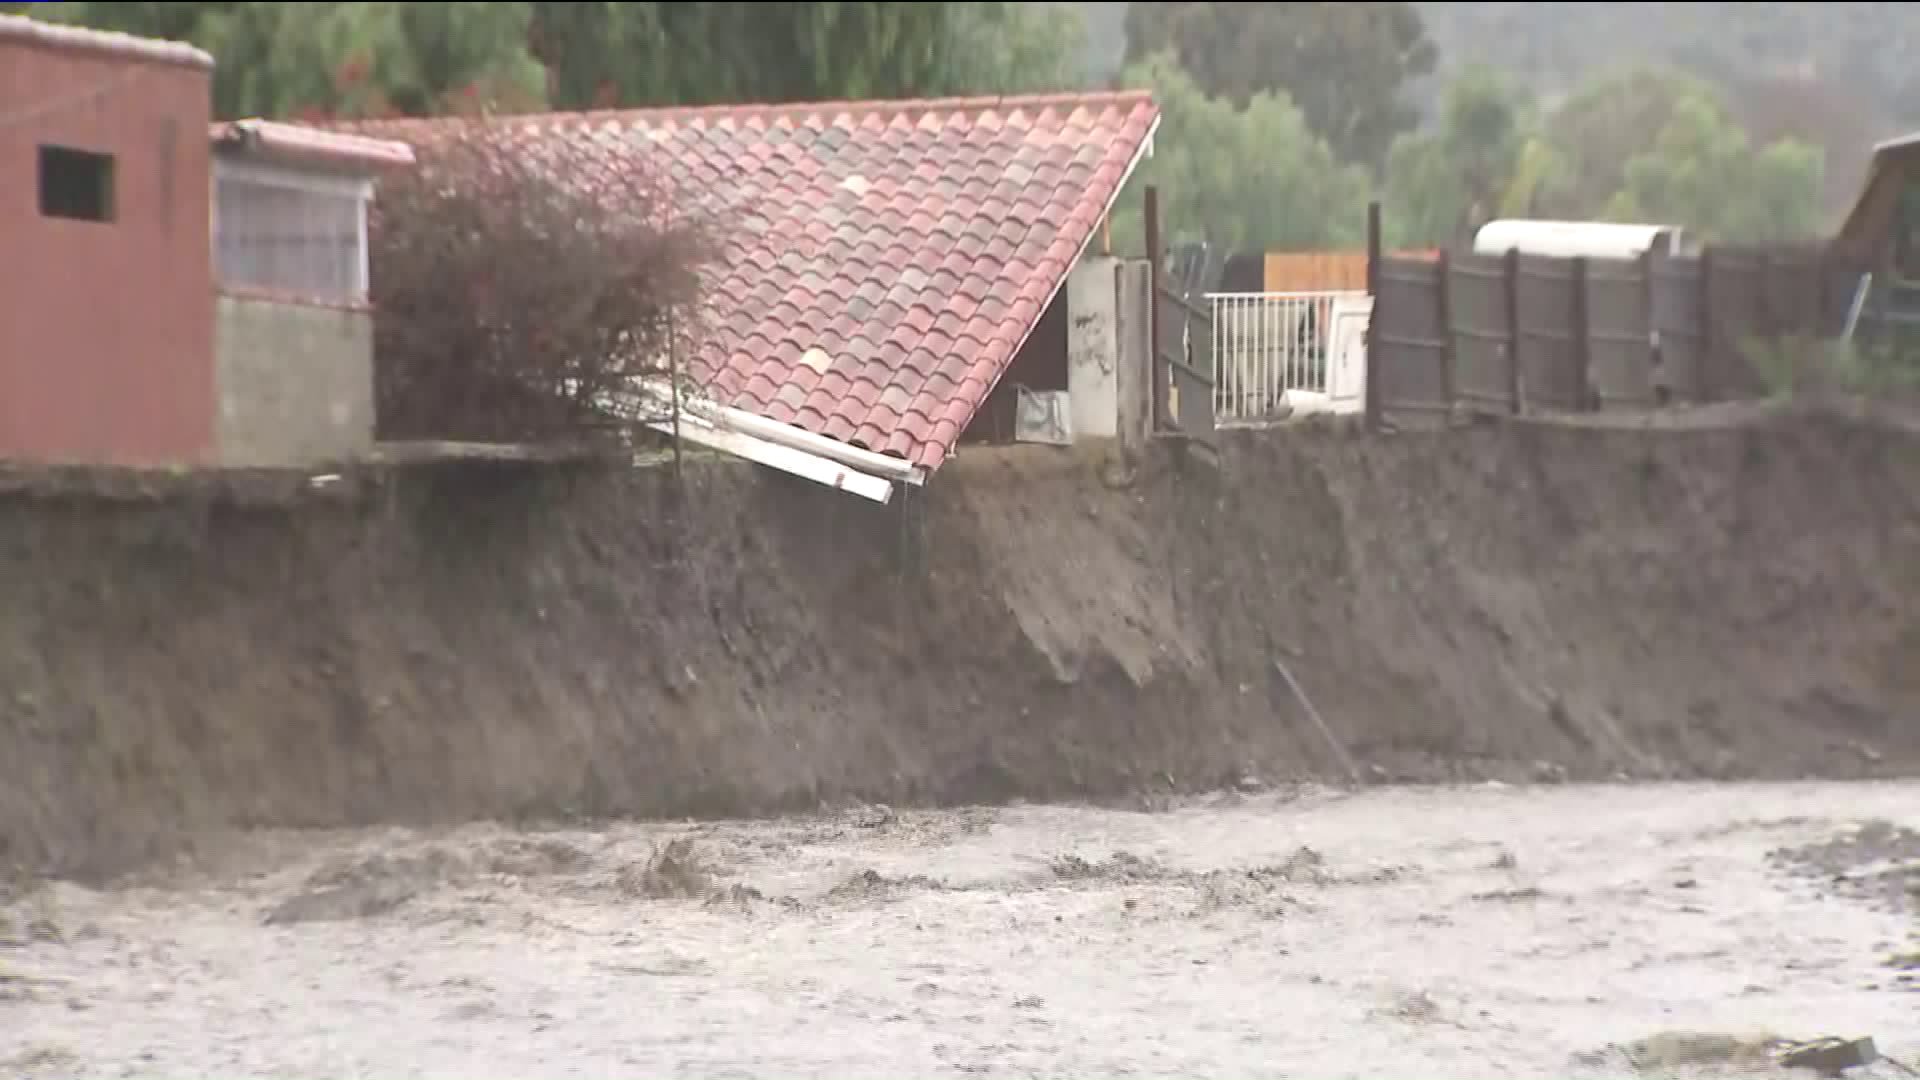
[
  {"x1": 1413, "y1": 1, "x2": 1920, "y2": 225},
  {"x1": 16, "y1": 1, "x2": 1917, "y2": 250},
  {"x1": 1413, "y1": 1, "x2": 1920, "y2": 121}
]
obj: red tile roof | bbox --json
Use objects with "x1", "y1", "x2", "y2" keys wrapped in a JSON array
[
  {"x1": 212, "y1": 119, "x2": 417, "y2": 172},
  {"x1": 350, "y1": 92, "x2": 1160, "y2": 471}
]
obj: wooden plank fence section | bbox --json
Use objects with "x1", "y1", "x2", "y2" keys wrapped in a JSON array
[
  {"x1": 1650, "y1": 255, "x2": 1705, "y2": 402},
  {"x1": 1155, "y1": 284, "x2": 1216, "y2": 441},
  {"x1": 1263, "y1": 248, "x2": 1441, "y2": 293},
  {"x1": 1515, "y1": 255, "x2": 1583, "y2": 412},
  {"x1": 1370, "y1": 243, "x2": 1864, "y2": 421},
  {"x1": 1371, "y1": 257, "x2": 1449, "y2": 416},
  {"x1": 1266, "y1": 251, "x2": 1370, "y2": 293},
  {"x1": 1447, "y1": 252, "x2": 1513, "y2": 413},
  {"x1": 1586, "y1": 256, "x2": 1655, "y2": 409},
  {"x1": 1702, "y1": 250, "x2": 1770, "y2": 399}
]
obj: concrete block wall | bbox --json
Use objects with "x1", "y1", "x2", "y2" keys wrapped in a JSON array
[{"x1": 214, "y1": 292, "x2": 374, "y2": 467}]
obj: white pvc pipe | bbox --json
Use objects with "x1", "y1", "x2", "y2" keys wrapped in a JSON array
[
  {"x1": 645, "y1": 413, "x2": 895, "y2": 503},
  {"x1": 681, "y1": 395, "x2": 921, "y2": 483}
]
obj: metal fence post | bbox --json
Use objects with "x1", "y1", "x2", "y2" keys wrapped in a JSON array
[
  {"x1": 1571, "y1": 255, "x2": 1592, "y2": 411},
  {"x1": 1145, "y1": 185, "x2": 1165, "y2": 431},
  {"x1": 1699, "y1": 247, "x2": 1718, "y2": 402},
  {"x1": 1639, "y1": 247, "x2": 1656, "y2": 406},
  {"x1": 1364, "y1": 200, "x2": 1382, "y2": 430},
  {"x1": 1504, "y1": 246, "x2": 1522, "y2": 413},
  {"x1": 1436, "y1": 247, "x2": 1455, "y2": 414}
]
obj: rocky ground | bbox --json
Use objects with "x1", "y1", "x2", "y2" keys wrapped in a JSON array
[{"x1": 3, "y1": 780, "x2": 1916, "y2": 1079}]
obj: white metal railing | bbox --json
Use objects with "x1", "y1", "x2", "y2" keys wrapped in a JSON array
[{"x1": 1208, "y1": 290, "x2": 1367, "y2": 425}]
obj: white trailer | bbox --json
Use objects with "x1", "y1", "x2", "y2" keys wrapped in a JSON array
[{"x1": 1472, "y1": 219, "x2": 1689, "y2": 261}]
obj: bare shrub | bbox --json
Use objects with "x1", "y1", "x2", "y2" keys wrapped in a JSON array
[{"x1": 369, "y1": 117, "x2": 717, "y2": 444}]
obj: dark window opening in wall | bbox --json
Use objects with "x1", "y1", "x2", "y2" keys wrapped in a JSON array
[{"x1": 38, "y1": 146, "x2": 116, "y2": 223}]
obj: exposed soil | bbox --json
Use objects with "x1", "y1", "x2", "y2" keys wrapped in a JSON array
[
  {"x1": 3, "y1": 405, "x2": 1920, "y2": 879},
  {"x1": 2, "y1": 782, "x2": 1915, "y2": 1078}
]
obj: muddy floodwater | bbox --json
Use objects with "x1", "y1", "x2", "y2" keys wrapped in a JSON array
[{"x1": 4, "y1": 782, "x2": 1917, "y2": 1079}]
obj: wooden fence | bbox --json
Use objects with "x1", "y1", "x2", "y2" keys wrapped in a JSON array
[
  {"x1": 1263, "y1": 248, "x2": 1440, "y2": 293},
  {"x1": 1369, "y1": 245, "x2": 1864, "y2": 419}
]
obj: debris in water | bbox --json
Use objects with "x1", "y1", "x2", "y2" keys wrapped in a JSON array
[
  {"x1": 1, "y1": 1044, "x2": 79, "y2": 1075},
  {"x1": 265, "y1": 880, "x2": 415, "y2": 926},
  {"x1": 617, "y1": 838, "x2": 713, "y2": 900},
  {"x1": 825, "y1": 868, "x2": 944, "y2": 902},
  {"x1": 1778, "y1": 1036, "x2": 1879, "y2": 1077},
  {"x1": 265, "y1": 849, "x2": 466, "y2": 925},
  {"x1": 1472, "y1": 886, "x2": 1546, "y2": 903},
  {"x1": 1049, "y1": 851, "x2": 1159, "y2": 882},
  {"x1": 1614, "y1": 1030, "x2": 1785, "y2": 1073}
]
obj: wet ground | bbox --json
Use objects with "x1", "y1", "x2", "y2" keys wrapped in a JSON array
[{"x1": 3, "y1": 781, "x2": 1917, "y2": 1079}]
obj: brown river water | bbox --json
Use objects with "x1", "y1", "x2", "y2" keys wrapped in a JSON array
[{"x1": 4, "y1": 781, "x2": 1917, "y2": 1079}]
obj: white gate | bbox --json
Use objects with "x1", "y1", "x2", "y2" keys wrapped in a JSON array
[{"x1": 1208, "y1": 290, "x2": 1368, "y2": 425}]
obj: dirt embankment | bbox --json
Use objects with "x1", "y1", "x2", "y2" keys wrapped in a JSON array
[{"x1": 3, "y1": 407, "x2": 1919, "y2": 878}]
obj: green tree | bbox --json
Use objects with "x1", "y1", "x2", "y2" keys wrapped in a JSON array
[
  {"x1": 1108, "y1": 53, "x2": 1371, "y2": 254},
  {"x1": 35, "y1": 1, "x2": 546, "y2": 118},
  {"x1": 1604, "y1": 94, "x2": 1825, "y2": 243},
  {"x1": 1382, "y1": 67, "x2": 1559, "y2": 247},
  {"x1": 1539, "y1": 65, "x2": 1716, "y2": 219},
  {"x1": 530, "y1": 2, "x2": 962, "y2": 107},
  {"x1": 1122, "y1": 1, "x2": 1436, "y2": 169},
  {"x1": 944, "y1": 2, "x2": 1090, "y2": 95},
  {"x1": 27, "y1": 1, "x2": 1086, "y2": 119},
  {"x1": 1380, "y1": 63, "x2": 1825, "y2": 248}
]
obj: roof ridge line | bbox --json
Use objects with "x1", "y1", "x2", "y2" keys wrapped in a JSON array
[
  {"x1": 0, "y1": 11, "x2": 213, "y2": 69},
  {"x1": 349, "y1": 89, "x2": 1156, "y2": 133}
]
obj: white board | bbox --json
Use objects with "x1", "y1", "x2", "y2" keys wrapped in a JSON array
[
  {"x1": 1324, "y1": 294, "x2": 1373, "y2": 415},
  {"x1": 1014, "y1": 387, "x2": 1074, "y2": 446}
]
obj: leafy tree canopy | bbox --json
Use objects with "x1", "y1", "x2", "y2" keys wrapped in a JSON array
[
  {"x1": 1108, "y1": 52, "x2": 1370, "y2": 254},
  {"x1": 1382, "y1": 66, "x2": 1550, "y2": 248},
  {"x1": 1604, "y1": 94, "x2": 1824, "y2": 244},
  {"x1": 1386, "y1": 64, "x2": 1825, "y2": 248},
  {"x1": 1122, "y1": 1, "x2": 1436, "y2": 169},
  {"x1": 19, "y1": 1, "x2": 1089, "y2": 119}
]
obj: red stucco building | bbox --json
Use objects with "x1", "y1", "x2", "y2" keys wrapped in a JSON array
[
  {"x1": 0, "y1": 15, "x2": 414, "y2": 469},
  {"x1": 0, "y1": 17, "x2": 218, "y2": 465}
]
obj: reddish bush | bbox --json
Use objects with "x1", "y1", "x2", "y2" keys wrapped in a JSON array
[{"x1": 368, "y1": 118, "x2": 716, "y2": 444}]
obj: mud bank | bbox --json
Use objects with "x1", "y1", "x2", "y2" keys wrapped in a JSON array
[{"x1": 4, "y1": 406, "x2": 1920, "y2": 877}]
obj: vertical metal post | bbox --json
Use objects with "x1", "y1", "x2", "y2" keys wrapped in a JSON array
[
  {"x1": 1759, "y1": 251, "x2": 1778, "y2": 339},
  {"x1": 667, "y1": 305, "x2": 684, "y2": 485},
  {"x1": 1145, "y1": 184, "x2": 1165, "y2": 431},
  {"x1": 1364, "y1": 200, "x2": 1382, "y2": 430},
  {"x1": 1571, "y1": 255, "x2": 1592, "y2": 411},
  {"x1": 1639, "y1": 247, "x2": 1655, "y2": 405},
  {"x1": 1435, "y1": 247, "x2": 1455, "y2": 414},
  {"x1": 1699, "y1": 247, "x2": 1718, "y2": 402},
  {"x1": 1812, "y1": 248, "x2": 1831, "y2": 336},
  {"x1": 1504, "y1": 246, "x2": 1523, "y2": 413}
]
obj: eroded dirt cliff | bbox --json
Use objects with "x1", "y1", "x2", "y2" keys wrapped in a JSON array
[{"x1": 3, "y1": 405, "x2": 1918, "y2": 878}]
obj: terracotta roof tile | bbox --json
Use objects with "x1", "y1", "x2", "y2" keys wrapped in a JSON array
[{"x1": 345, "y1": 92, "x2": 1156, "y2": 470}]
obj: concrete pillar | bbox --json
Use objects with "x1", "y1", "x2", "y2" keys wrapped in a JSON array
[
  {"x1": 1112, "y1": 259, "x2": 1153, "y2": 457},
  {"x1": 1067, "y1": 255, "x2": 1120, "y2": 441}
]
